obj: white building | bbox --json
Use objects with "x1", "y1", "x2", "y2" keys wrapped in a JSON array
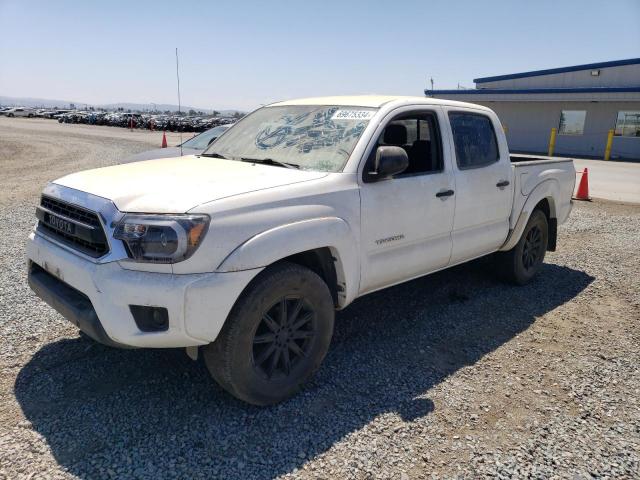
[{"x1": 427, "y1": 58, "x2": 640, "y2": 160}]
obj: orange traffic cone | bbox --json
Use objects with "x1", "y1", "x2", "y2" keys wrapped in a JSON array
[
  {"x1": 161, "y1": 131, "x2": 168, "y2": 148},
  {"x1": 574, "y1": 168, "x2": 591, "y2": 201}
]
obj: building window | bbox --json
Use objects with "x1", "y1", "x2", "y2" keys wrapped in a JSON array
[
  {"x1": 614, "y1": 111, "x2": 640, "y2": 138},
  {"x1": 558, "y1": 110, "x2": 586, "y2": 135}
]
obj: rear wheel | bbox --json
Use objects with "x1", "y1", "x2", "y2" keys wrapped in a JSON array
[
  {"x1": 203, "y1": 262, "x2": 334, "y2": 405},
  {"x1": 496, "y1": 209, "x2": 548, "y2": 285}
]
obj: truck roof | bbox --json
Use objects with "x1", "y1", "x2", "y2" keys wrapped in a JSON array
[{"x1": 270, "y1": 95, "x2": 490, "y2": 111}]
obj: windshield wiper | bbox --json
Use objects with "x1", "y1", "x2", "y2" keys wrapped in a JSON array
[
  {"x1": 200, "y1": 152, "x2": 227, "y2": 159},
  {"x1": 240, "y1": 157, "x2": 300, "y2": 169}
]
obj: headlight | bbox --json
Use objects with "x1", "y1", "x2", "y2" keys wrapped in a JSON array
[{"x1": 114, "y1": 214, "x2": 209, "y2": 263}]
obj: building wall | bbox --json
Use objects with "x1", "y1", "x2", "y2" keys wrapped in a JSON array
[
  {"x1": 468, "y1": 101, "x2": 640, "y2": 160},
  {"x1": 477, "y1": 64, "x2": 640, "y2": 89}
]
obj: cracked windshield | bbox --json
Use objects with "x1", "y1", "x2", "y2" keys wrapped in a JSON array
[{"x1": 202, "y1": 105, "x2": 377, "y2": 171}]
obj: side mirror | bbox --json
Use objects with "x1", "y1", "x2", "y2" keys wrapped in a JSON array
[{"x1": 369, "y1": 146, "x2": 408, "y2": 181}]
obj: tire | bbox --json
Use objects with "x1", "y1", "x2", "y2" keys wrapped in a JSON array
[
  {"x1": 203, "y1": 262, "x2": 335, "y2": 406},
  {"x1": 496, "y1": 209, "x2": 548, "y2": 285}
]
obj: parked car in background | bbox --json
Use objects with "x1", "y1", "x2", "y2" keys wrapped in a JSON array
[
  {"x1": 122, "y1": 124, "x2": 233, "y2": 163},
  {"x1": 25, "y1": 107, "x2": 237, "y2": 132},
  {"x1": 4, "y1": 107, "x2": 35, "y2": 117},
  {"x1": 44, "y1": 109, "x2": 72, "y2": 119}
]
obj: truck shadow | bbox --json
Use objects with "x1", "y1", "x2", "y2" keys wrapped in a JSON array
[{"x1": 15, "y1": 260, "x2": 593, "y2": 479}]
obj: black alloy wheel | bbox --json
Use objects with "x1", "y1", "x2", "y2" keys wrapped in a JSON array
[
  {"x1": 252, "y1": 297, "x2": 316, "y2": 379},
  {"x1": 495, "y1": 209, "x2": 549, "y2": 285},
  {"x1": 522, "y1": 224, "x2": 544, "y2": 271},
  {"x1": 203, "y1": 262, "x2": 334, "y2": 405}
]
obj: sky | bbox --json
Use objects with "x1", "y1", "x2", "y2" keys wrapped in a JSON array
[{"x1": 1, "y1": 0, "x2": 639, "y2": 111}]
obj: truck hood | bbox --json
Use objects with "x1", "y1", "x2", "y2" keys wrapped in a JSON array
[
  {"x1": 120, "y1": 146, "x2": 199, "y2": 164},
  {"x1": 53, "y1": 155, "x2": 328, "y2": 213}
]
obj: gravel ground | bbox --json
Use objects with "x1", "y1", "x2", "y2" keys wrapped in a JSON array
[{"x1": 1, "y1": 117, "x2": 639, "y2": 479}]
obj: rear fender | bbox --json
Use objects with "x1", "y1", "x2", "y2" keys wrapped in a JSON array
[
  {"x1": 217, "y1": 217, "x2": 359, "y2": 307},
  {"x1": 500, "y1": 179, "x2": 559, "y2": 252}
]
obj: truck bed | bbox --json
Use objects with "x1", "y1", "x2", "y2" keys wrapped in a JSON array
[
  {"x1": 510, "y1": 153, "x2": 575, "y2": 166},
  {"x1": 507, "y1": 154, "x2": 576, "y2": 233}
]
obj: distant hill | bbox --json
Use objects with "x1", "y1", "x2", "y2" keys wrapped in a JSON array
[
  {"x1": 0, "y1": 96, "x2": 241, "y2": 115},
  {"x1": 0, "y1": 96, "x2": 76, "y2": 109}
]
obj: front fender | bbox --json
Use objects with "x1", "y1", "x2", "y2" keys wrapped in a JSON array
[{"x1": 217, "y1": 217, "x2": 360, "y2": 306}]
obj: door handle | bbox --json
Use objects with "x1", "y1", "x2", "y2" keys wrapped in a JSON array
[
  {"x1": 436, "y1": 189, "x2": 455, "y2": 198},
  {"x1": 496, "y1": 180, "x2": 510, "y2": 188}
]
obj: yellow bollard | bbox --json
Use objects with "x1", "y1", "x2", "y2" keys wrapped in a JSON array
[
  {"x1": 548, "y1": 127, "x2": 557, "y2": 157},
  {"x1": 604, "y1": 129, "x2": 614, "y2": 161}
]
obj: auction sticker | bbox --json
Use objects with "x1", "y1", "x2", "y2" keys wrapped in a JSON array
[{"x1": 331, "y1": 110, "x2": 375, "y2": 120}]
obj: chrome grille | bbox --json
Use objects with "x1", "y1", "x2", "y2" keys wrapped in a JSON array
[{"x1": 37, "y1": 196, "x2": 109, "y2": 258}]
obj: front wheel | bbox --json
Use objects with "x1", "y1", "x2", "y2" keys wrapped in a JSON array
[
  {"x1": 203, "y1": 262, "x2": 335, "y2": 405},
  {"x1": 496, "y1": 209, "x2": 548, "y2": 285}
]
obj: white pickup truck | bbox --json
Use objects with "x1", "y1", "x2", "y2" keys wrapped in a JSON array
[{"x1": 27, "y1": 96, "x2": 575, "y2": 405}]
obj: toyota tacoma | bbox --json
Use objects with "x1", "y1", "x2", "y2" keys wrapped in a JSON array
[{"x1": 27, "y1": 96, "x2": 575, "y2": 405}]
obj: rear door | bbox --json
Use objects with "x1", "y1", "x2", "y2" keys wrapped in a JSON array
[{"x1": 443, "y1": 108, "x2": 513, "y2": 264}]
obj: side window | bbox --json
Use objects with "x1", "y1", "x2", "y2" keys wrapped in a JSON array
[
  {"x1": 369, "y1": 112, "x2": 443, "y2": 177},
  {"x1": 449, "y1": 112, "x2": 500, "y2": 169}
]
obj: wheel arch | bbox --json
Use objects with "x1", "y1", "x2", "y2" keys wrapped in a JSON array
[
  {"x1": 274, "y1": 248, "x2": 341, "y2": 307},
  {"x1": 500, "y1": 179, "x2": 559, "y2": 252},
  {"x1": 216, "y1": 217, "x2": 359, "y2": 307},
  {"x1": 532, "y1": 197, "x2": 557, "y2": 251}
]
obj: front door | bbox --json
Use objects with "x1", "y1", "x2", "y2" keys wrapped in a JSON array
[{"x1": 359, "y1": 108, "x2": 456, "y2": 294}]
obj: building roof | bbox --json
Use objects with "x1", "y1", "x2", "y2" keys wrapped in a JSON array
[
  {"x1": 426, "y1": 86, "x2": 640, "y2": 96},
  {"x1": 473, "y1": 58, "x2": 640, "y2": 84}
]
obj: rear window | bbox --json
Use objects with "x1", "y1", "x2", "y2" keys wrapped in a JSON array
[{"x1": 449, "y1": 112, "x2": 499, "y2": 169}]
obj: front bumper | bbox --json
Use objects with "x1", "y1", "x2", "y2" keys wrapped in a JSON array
[
  {"x1": 27, "y1": 231, "x2": 261, "y2": 348},
  {"x1": 28, "y1": 262, "x2": 127, "y2": 348}
]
